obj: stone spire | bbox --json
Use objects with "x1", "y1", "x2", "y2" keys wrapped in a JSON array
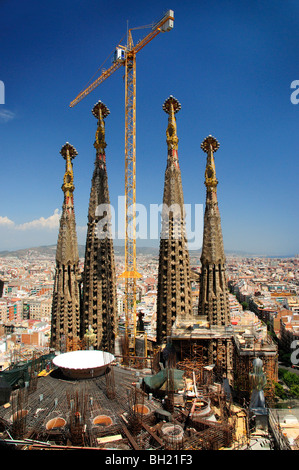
[
  {"x1": 198, "y1": 135, "x2": 230, "y2": 326},
  {"x1": 156, "y1": 96, "x2": 192, "y2": 345},
  {"x1": 81, "y1": 100, "x2": 117, "y2": 352},
  {"x1": 50, "y1": 142, "x2": 81, "y2": 350}
]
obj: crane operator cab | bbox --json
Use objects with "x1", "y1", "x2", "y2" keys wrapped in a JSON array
[{"x1": 113, "y1": 48, "x2": 125, "y2": 63}]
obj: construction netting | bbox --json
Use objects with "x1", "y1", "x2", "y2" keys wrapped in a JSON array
[
  {"x1": 0, "y1": 353, "x2": 55, "y2": 389},
  {"x1": 143, "y1": 368, "x2": 184, "y2": 392}
]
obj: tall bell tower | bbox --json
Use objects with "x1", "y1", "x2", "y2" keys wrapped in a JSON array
[
  {"x1": 198, "y1": 135, "x2": 231, "y2": 326},
  {"x1": 156, "y1": 96, "x2": 192, "y2": 345},
  {"x1": 81, "y1": 101, "x2": 117, "y2": 352},
  {"x1": 51, "y1": 142, "x2": 81, "y2": 350}
]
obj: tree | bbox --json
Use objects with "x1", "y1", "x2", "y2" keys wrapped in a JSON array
[
  {"x1": 289, "y1": 384, "x2": 299, "y2": 398},
  {"x1": 274, "y1": 382, "x2": 287, "y2": 400}
]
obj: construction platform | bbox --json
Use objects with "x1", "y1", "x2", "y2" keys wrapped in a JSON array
[
  {"x1": 0, "y1": 361, "x2": 246, "y2": 451},
  {"x1": 0, "y1": 365, "x2": 164, "y2": 450}
]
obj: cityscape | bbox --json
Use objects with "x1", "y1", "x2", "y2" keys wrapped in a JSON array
[
  {"x1": 1, "y1": 248, "x2": 299, "y2": 358},
  {"x1": 1, "y1": 0, "x2": 299, "y2": 457},
  {"x1": 0, "y1": 245, "x2": 299, "y2": 450}
]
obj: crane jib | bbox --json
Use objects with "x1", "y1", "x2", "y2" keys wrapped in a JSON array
[{"x1": 69, "y1": 10, "x2": 174, "y2": 107}]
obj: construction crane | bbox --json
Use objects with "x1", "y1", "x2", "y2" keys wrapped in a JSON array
[{"x1": 70, "y1": 10, "x2": 174, "y2": 354}]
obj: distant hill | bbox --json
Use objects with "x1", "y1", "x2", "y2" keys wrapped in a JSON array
[
  {"x1": 0, "y1": 244, "x2": 159, "y2": 259},
  {"x1": 0, "y1": 245, "x2": 58, "y2": 258},
  {"x1": 0, "y1": 245, "x2": 294, "y2": 259}
]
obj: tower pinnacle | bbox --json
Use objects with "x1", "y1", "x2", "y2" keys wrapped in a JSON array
[
  {"x1": 163, "y1": 95, "x2": 181, "y2": 151},
  {"x1": 60, "y1": 142, "x2": 77, "y2": 197},
  {"x1": 92, "y1": 100, "x2": 110, "y2": 154},
  {"x1": 200, "y1": 134, "x2": 220, "y2": 153},
  {"x1": 201, "y1": 135, "x2": 219, "y2": 192}
]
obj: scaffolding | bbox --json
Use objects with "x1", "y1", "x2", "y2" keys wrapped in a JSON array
[
  {"x1": 0, "y1": 354, "x2": 283, "y2": 451},
  {"x1": 10, "y1": 388, "x2": 28, "y2": 440},
  {"x1": 176, "y1": 342, "x2": 207, "y2": 385},
  {"x1": 67, "y1": 388, "x2": 91, "y2": 446},
  {"x1": 233, "y1": 349, "x2": 278, "y2": 403},
  {"x1": 126, "y1": 386, "x2": 146, "y2": 436},
  {"x1": 105, "y1": 366, "x2": 116, "y2": 400}
]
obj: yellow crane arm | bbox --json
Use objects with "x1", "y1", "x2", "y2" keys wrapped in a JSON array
[
  {"x1": 69, "y1": 10, "x2": 174, "y2": 108},
  {"x1": 131, "y1": 10, "x2": 174, "y2": 54},
  {"x1": 69, "y1": 59, "x2": 124, "y2": 108}
]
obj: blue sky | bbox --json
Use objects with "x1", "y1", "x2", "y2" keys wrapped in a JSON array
[{"x1": 0, "y1": 0, "x2": 298, "y2": 255}]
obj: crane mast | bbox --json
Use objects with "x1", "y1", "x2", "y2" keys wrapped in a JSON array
[
  {"x1": 123, "y1": 30, "x2": 139, "y2": 351},
  {"x1": 70, "y1": 10, "x2": 174, "y2": 355}
]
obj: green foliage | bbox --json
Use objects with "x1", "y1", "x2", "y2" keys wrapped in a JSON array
[
  {"x1": 289, "y1": 384, "x2": 299, "y2": 398},
  {"x1": 280, "y1": 370, "x2": 299, "y2": 387},
  {"x1": 274, "y1": 382, "x2": 287, "y2": 400},
  {"x1": 277, "y1": 369, "x2": 299, "y2": 398}
]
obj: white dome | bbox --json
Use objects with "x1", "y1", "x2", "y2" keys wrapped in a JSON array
[{"x1": 53, "y1": 350, "x2": 115, "y2": 379}]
